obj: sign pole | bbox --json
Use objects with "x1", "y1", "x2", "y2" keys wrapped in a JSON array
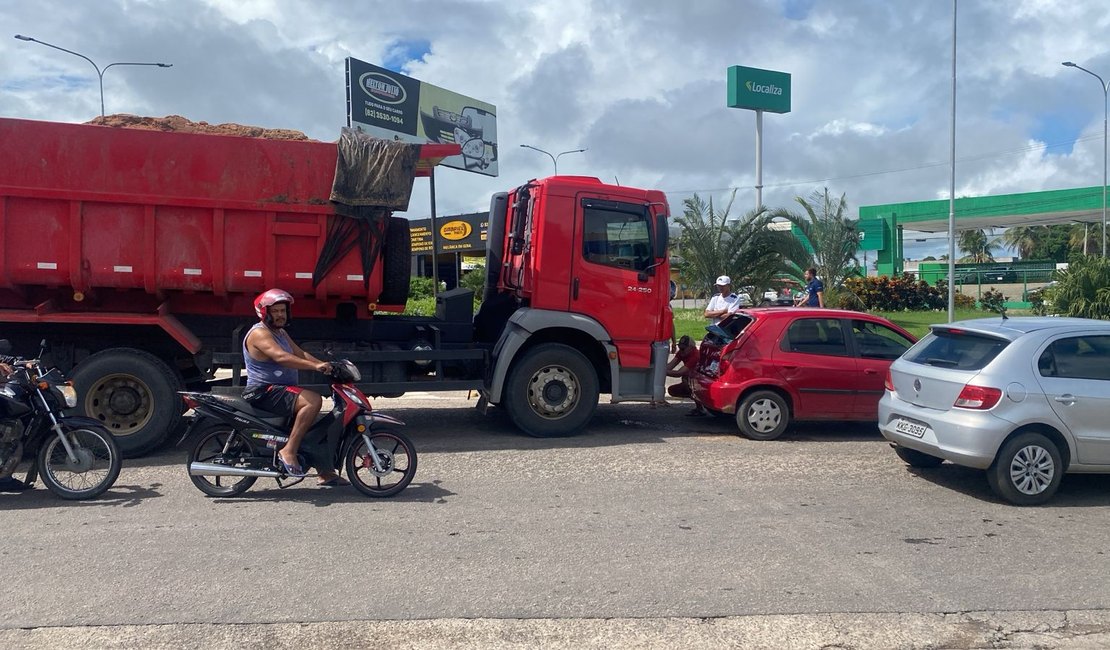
[
  {"x1": 755, "y1": 109, "x2": 763, "y2": 210},
  {"x1": 429, "y1": 169, "x2": 439, "y2": 297}
]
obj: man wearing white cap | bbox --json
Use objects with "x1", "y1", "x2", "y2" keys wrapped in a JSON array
[{"x1": 704, "y1": 275, "x2": 740, "y2": 326}]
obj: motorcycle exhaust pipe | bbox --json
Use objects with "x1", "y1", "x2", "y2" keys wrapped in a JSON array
[{"x1": 189, "y1": 462, "x2": 282, "y2": 478}]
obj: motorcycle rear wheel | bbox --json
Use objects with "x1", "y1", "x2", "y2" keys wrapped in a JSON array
[
  {"x1": 345, "y1": 427, "x2": 417, "y2": 498},
  {"x1": 188, "y1": 426, "x2": 258, "y2": 497},
  {"x1": 37, "y1": 424, "x2": 122, "y2": 500}
]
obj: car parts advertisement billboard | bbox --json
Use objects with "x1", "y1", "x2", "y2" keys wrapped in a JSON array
[{"x1": 346, "y1": 57, "x2": 498, "y2": 177}]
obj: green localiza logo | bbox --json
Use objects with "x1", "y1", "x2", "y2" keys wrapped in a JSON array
[{"x1": 745, "y1": 80, "x2": 783, "y2": 96}]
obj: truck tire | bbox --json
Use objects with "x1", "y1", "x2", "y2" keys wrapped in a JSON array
[
  {"x1": 503, "y1": 343, "x2": 599, "y2": 438},
  {"x1": 69, "y1": 348, "x2": 184, "y2": 458},
  {"x1": 378, "y1": 216, "x2": 411, "y2": 306}
]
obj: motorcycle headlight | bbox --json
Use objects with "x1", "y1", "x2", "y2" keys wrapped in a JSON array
[{"x1": 59, "y1": 385, "x2": 78, "y2": 408}]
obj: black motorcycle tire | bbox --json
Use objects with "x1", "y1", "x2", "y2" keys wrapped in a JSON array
[
  {"x1": 188, "y1": 426, "x2": 258, "y2": 497},
  {"x1": 37, "y1": 424, "x2": 122, "y2": 500},
  {"x1": 344, "y1": 427, "x2": 417, "y2": 498}
]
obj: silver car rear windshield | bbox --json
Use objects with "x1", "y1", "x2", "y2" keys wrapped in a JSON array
[{"x1": 903, "y1": 328, "x2": 1010, "y2": 371}]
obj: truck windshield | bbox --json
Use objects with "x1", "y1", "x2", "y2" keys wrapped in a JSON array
[{"x1": 582, "y1": 206, "x2": 651, "y2": 271}]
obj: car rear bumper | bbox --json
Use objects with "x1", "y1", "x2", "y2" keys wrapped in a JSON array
[
  {"x1": 877, "y1": 392, "x2": 1011, "y2": 469},
  {"x1": 690, "y1": 373, "x2": 743, "y2": 413}
]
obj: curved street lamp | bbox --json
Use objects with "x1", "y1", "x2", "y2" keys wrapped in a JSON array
[
  {"x1": 14, "y1": 34, "x2": 172, "y2": 118},
  {"x1": 519, "y1": 144, "x2": 587, "y2": 175},
  {"x1": 1063, "y1": 61, "x2": 1108, "y2": 257}
]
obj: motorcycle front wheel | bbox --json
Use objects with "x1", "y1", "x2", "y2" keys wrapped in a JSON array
[
  {"x1": 344, "y1": 427, "x2": 417, "y2": 498},
  {"x1": 37, "y1": 424, "x2": 122, "y2": 500},
  {"x1": 188, "y1": 426, "x2": 258, "y2": 497}
]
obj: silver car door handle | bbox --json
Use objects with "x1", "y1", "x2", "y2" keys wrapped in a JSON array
[{"x1": 1053, "y1": 395, "x2": 1077, "y2": 403}]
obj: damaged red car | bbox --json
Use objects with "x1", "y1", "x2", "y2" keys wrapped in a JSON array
[{"x1": 691, "y1": 308, "x2": 916, "y2": 440}]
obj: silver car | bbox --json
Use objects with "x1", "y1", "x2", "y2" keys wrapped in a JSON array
[{"x1": 878, "y1": 316, "x2": 1110, "y2": 505}]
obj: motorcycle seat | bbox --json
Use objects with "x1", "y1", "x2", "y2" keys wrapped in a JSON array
[{"x1": 209, "y1": 395, "x2": 288, "y2": 426}]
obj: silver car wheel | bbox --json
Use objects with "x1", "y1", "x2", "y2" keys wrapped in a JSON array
[
  {"x1": 746, "y1": 398, "x2": 782, "y2": 433},
  {"x1": 1009, "y1": 444, "x2": 1055, "y2": 496}
]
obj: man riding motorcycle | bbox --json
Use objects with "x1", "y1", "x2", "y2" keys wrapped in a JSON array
[{"x1": 242, "y1": 289, "x2": 347, "y2": 486}]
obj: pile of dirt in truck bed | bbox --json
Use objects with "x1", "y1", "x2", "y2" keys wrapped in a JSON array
[{"x1": 85, "y1": 114, "x2": 315, "y2": 141}]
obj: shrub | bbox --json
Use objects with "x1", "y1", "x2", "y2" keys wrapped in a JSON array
[
  {"x1": 840, "y1": 274, "x2": 947, "y2": 311},
  {"x1": 979, "y1": 288, "x2": 1007, "y2": 314},
  {"x1": 1051, "y1": 256, "x2": 1110, "y2": 319}
]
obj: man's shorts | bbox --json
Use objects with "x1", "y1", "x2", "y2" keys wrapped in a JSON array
[{"x1": 243, "y1": 384, "x2": 302, "y2": 416}]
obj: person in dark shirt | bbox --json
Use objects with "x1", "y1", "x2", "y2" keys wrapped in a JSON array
[{"x1": 796, "y1": 268, "x2": 825, "y2": 308}]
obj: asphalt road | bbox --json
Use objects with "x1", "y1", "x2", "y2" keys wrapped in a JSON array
[{"x1": 3, "y1": 392, "x2": 1110, "y2": 647}]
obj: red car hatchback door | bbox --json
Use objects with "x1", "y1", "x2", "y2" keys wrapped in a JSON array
[{"x1": 773, "y1": 317, "x2": 856, "y2": 418}]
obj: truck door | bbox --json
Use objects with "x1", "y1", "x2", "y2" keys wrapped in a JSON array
[{"x1": 571, "y1": 196, "x2": 661, "y2": 352}]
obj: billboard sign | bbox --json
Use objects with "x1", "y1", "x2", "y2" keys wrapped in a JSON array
[
  {"x1": 346, "y1": 57, "x2": 498, "y2": 176},
  {"x1": 727, "y1": 65, "x2": 791, "y2": 114},
  {"x1": 409, "y1": 212, "x2": 489, "y2": 254}
]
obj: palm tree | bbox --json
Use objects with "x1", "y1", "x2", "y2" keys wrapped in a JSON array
[
  {"x1": 673, "y1": 192, "x2": 810, "y2": 297},
  {"x1": 783, "y1": 188, "x2": 860, "y2": 288},
  {"x1": 957, "y1": 229, "x2": 996, "y2": 263},
  {"x1": 1068, "y1": 222, "x2": 1103, "y2": 256},
  {"x1": 999, "y1": 225, "x2": 1041, "y2": 260}
]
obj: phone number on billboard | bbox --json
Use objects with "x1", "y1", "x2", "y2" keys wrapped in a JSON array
[{"x1": 365, "y1": 109, "x2": 405, "y2": 124}]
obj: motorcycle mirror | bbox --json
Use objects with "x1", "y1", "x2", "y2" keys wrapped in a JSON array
[
  {"x1": 0, "y1": 340, "x2": 10, "y2": 355},
  {"x1": 37, "y1": 339, "x2": 47, "y2": 358}
]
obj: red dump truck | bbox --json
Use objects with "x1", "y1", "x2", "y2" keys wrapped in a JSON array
[{"x1": 0, "y1": 117, "x2": 674, "y2": 456}]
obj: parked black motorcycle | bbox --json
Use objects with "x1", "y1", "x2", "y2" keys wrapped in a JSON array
[
  {"x1": 182, "y1": 359, "x2": 417, "y2": 498},
  {"x1": 0, "y1": 339, "x2": 122, "y2": 499}
]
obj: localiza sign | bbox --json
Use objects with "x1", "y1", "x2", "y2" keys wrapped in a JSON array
[
  {"x1": 727, "y1": 65, "x2": 791, "y2": 114},
  {"x1": 345, "y1": 57, "x2": 499, "y2": 177}
]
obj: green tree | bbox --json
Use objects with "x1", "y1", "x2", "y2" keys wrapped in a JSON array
[
  {"x1": 1028, "y1": 224, "x2": 1072, "y2": 262},
  {"x1": 957, "y1": 229, "x2": 997, "y2": 263},
  {"x1": 673, "y1": 192, "x2": 809, "y2": 297},
  {"x1": 784, "y1": 188, "x2": 860, "y2": 289},
  {"x1": 999, "y1": 225, "x2": 1041, "y2": 260}
]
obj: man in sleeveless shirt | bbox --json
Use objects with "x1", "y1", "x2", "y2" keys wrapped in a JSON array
[{"x1": 244, "y1": 289, "x2": 345, "y2": 485}]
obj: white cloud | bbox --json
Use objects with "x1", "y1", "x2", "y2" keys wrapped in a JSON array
[{"x1": 4, "y1": 0, "x2": 1110, "y2": 240}]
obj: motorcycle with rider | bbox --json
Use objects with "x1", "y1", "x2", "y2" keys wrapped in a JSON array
[{"x1": 183, "y1": 289, "x2": 417, "y2": 498}]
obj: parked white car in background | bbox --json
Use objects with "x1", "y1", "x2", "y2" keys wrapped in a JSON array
[{"x1": 879, "y1": 317, "x2": 1110, "y2": 505}]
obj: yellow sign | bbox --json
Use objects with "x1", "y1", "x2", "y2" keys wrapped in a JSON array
[{"x1": 439, "y1": 220, "x2": 473, "y2": 241}]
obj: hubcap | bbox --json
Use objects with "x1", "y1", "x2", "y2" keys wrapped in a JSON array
[
  {"x1": 362, "y1": 449, "x2": 395, "y2": 478},
  {"x1": 1009, "y1": 445, "x2": 1055, "y2": 495},
  {"x1": 746, "y1": 398, "x2": 782, "y2": 433},
  {"x1": 526, "y1": 365, "x2": 579, "y2": 420},
  {"x1": 64, "y1": 446, "x2": 95, "y2": 473},
  {"x1": 85, "y1": 374, "x2": 154, "y2": 436}
]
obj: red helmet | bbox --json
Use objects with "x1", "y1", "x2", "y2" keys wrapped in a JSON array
[{"x1": 254, "y1": 288, "x2": 294, "y2": 324}]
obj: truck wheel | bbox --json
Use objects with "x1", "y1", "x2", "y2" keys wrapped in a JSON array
[
  {"x1": 378, "y1": 216, "x2": 411, "y2": 306},
  {"x1": 70, "y1": 348, "x2": 184, "y2": 458},
  {"x1": 504, "y1": 343, "x2": 599, "y2": 438}
]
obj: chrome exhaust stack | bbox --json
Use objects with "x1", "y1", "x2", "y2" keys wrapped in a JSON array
[{"x1": 188, "y1": 462, "x2": 282, "y2": 478}]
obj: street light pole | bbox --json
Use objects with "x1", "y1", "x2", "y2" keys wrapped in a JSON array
[
  {"x1": 1063, "y1": 61, "x2": 1109, "y2": 257},
  {"x1": 14, "y1": 35, "x2": 172, "y2": 118},
  {"x1": 519, "y1": 144, "x2": 587, "y2": 175}
]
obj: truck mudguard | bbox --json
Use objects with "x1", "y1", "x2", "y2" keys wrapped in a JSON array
[{"x1": 487, "y1": 308, "x2": 615, "y2": 404}]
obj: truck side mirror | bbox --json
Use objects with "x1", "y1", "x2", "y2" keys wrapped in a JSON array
[{"x1": 653, "y1": 216, "x2": 669, "y2": 259}]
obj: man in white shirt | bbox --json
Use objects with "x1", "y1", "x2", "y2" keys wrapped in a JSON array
[{"x1": 704, "y1": 275, "x2": 739, "y2": 325}]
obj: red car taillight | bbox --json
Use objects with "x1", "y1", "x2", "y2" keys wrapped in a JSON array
[
  {"x1": 953, "y1": 384, "x2": 1002, "y2": 410},
  {"x1": 884, "y1": 369, "x2": 894, "y2": 392}
]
